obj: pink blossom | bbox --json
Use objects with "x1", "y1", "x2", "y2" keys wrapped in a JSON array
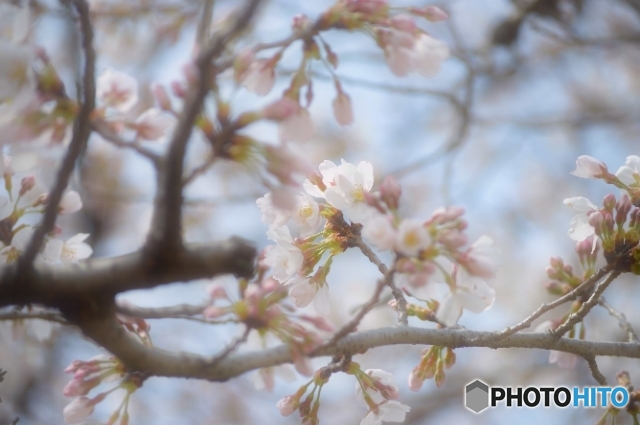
[
  {"x1": 549, "y1": 351, "x2": 578, "y2": 369},
  {"x1": 461, "y1": 235, "x2": 498, "y2": 278},
  {"x1": 63, "y1": 376, "x2": 99, "y2": 397},
  {"x1": 63, "y1": 397, "x2": 94, "y2": 424},
  {"x1": 395, "y1": 219, "x2": 430, "y2": 257},
  {"x1": 96, "y1": 68, "x2": 138, "y2": 113},
  {"x1": 278, "y1": 107, "x2": 315, "y2": 143},
  {"x1": 276, "y1": 395, "x2": 297, "y2": 416},
  {"x1": 332, "y1": 91, "x2": 354, "y2": 126},
  {"x1": 362, "y1": 215, "x2": 397, "y2": 251},
  {"x1": 241, "y1": 59, "x2": 275, "y2": 96},
  {"x1": 344, "y1": 0, "x2": 388, "y2": 15},
  {"x1": 571, "y1": 155, "x2": 608, "y2": 179},
  {"x1": 262, "y1": 97, "x2": 299, "y2": 121},
  {"x1": 133, "y1": 108, "x2": 175, "y2": 141},
  {"x1": 58, "y1": 190, "x2": 82, "y2": 215}
]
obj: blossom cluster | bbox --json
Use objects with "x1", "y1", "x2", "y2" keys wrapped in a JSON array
[
  {"x1": 258, "y1": 158, "x2": 498, "y2": 328},
  {"x1": 565, "y1": 155, "x2": 640, "y2": 273},
  {"x1": 233, "y1": 1, "x2": 450, "y2": 144},
  {"x1": 62, "y1": 355, "x2": 142, "y2": 425},
  {"x1": 277, "y1": 365, "x2": 410, "y2": 425}
]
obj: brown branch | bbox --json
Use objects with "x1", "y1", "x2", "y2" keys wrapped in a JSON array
[
  {"x1": 18, "y1": 0, "x2": 95, "y2": 268},
  {"x1": 488, "y1": 265, "x2": 613, "y2": 341},
  {"x1": 584, "y1": 355, "x2": 607, "y2": 386},
  {"x1": 92, "y1": 119, "x2": 162, "y2": 165},
  {"x1": 146, "y1": 0, "x2": 262, "y2": 254},
  {"x1": 66, "y1": 324, "x2": 640, "y2": 382},
  {"x1": 353, "y1": 238, "x2": 408, "y2": 325},
  {"x1": 552, "y1": 271, "x2": 621, "y2": 338},
  {"x1": 0, "y1": 238, "x2": 255, "y2": 308},
  {"x1": 115, "y1": 302, "x2": 209, "y2": 319}
]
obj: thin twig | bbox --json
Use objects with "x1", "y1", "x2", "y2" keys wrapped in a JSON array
[
  {"x1": 311, "y1": 269, "x2": 395, "y2": 355},
  {"x1": 19, "y1": 0, "x2": 95, "y2": 268},
  {"x1": 598, "y1": 297, "x2": 639, "y2": 342},
  {"x1": 208, "y1": 326, "x2": 251, "y2": 369},
  {"x1": 147, "y1": 0, "x2": 262, "y2": 252},
  {"x1": 489, "y1": 265, "x2": 613, "y2": 341},
  {"x1": 584, "y1": 355, "x2": 607, "y2": 386},
  {"x1": 552, "y1": 271, "x2": 621, "y2": 339},
  {"x1": 92, "y1": 119, "x2": 162, "y2": 165},
  {"x1": 353, "y1": 238, "x2": 408, "y2": 325}
]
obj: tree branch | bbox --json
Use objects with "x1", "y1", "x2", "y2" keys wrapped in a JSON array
[
  {"x1": 18, "y1": 0, "x2": 95, "y2": 268},
  {"x1": 146, "y1": 0, "x2": 262, "y2": 254},
  {"x1": 72, "y1": 325, "x2": 640, "y2": 382}
]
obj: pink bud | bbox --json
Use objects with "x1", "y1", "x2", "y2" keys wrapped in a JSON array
[
  {"x1": 64, "y1": 360, "x2": 84, "y2": 374},
  {"x1": 206, "y1": 283, "x2": 229, "y2": 300},
  {"x1": 19, "y1": 175, "x2": 35, "y2": 196},
  {"x1": 571, "y1": 155, "x2": 607, "y2": 179},
  {"x1": 332, "y1": 91, "x2": 354, "y2": 126},
  {"x1": 292, "y1": 14, "x2": 312, "y2": 33},
  {"x1": 390, "y1": 14, "x2": 417, "y2": 32},
  {"x1": 63, "y1": 397, "x2": 94, "y2": 424},
  {"x1": 413, "y1": 6, "x2": 449, "y2": 22},
  {"x1": 408, "y1": 368, "x2": 424, "y2": 392},
  {"x1": 379, "y1": 175, "x2": 402, "y2": 210},
  {"x1": 276, "y1": 395, "x2": 297, "y2": 416},
  {"x1": 603, "y1": 193, "x2": 616, "y2": 211},
  {"x1": 262, "y1": 97, "x2": 299, "y2": 121},
  {"x1": 171, "y1": 81, "x2": 187, "y2": 98},
  {"x1": 203, "y1": 306, "x2": 227, "y2": 319},
  {"x1": 152, "y1": 84, "x2": 172, "y2": 111}
]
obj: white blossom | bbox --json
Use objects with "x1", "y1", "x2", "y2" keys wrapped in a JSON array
[
  {"x1": 571, "y1": 155, "x2": 607, "y2": 179},
  {"x1": 291, "y1": 193, "x2": 322, "y2": 237},
  {"x1": 44, "y1": 234, "x2": 93, "y2": 264},
  {"x1": 63, "y1": 397, "x2": 94, "y2": 424},
  {"x1": 263, "y1": 227, "x2": 303, "y2": 282},
  {"x1": 355, "y1": 369, "x2": 410, "y2": 425},
  {"x1": 134, "y1": 108, "x2": 175, "y2": 141},
  {"x1": 288, "y1": 277, "x2": 330, "y2": 315},
  {"x1": 395, "y1": 219, "x2": 430, "y2": 257},
  {"x1": 278, "y1": 108, "x2": 315, "y2": 143},
  {"x1": 319, "y1": 160, "x2": 376, "y2": 223},
  {"x1": 362, "y1": 215, "x2": 397, "y2": 251},
  {"x1": 462, "y1": 235, "x2": 498, "y2": 278},
  {"x1": 436, "y1": 269, "x2": 495, "y2": 327},
  {"x1": 563, "y1": 196, "x2": 598, "y2": 242},
  {"x1": 615, "y1": 155, "x2": 640, "y2": 188},
  {"x1": 96, "y1": 68, "x2": 138, "y2": 113},
  {"x1": 0, "y1": 227, "x2": 33, "y2": 264},
  {"x1": 241, "y1": 59, "x2": 275, "y2": 96},
  {"x1": 59, "y1": 191, "x2": 83, "y2": 215}
]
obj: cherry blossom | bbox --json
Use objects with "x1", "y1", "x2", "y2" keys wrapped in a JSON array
[
  {"x1": 44, "y1": 234, "x2": 93, "y2": 264},
  {"x1": 355, "y1": 369, "x2": 410, "y2": 425},
  {"x1": 276, "y1": 395, "x2": 297, "y2": 416},
  {"x1": 240, "y1": 59, "x2": 276, "y2": 96},
  {"x1": 291, "y1": 193, "x2": 323, "y2": 237},
  {"x1": 278, "y1": 107, "x2": 315, "y2": 143},
  {"x1": 0, "y1": 41, "x2": 36, "y2": 107},
  {"x1": 436, "y1": 267, "x2": 495, "y2": 327},
  {"x1": 96, "y1": 68, "x2": 138, "y2": 113},
  {"x1": 615, "y1": 155, "x2": 640, "y2": 188},
  {"x1": 319, "y1": 160, "x2": 375, "y2": 223},
  {"x1": 288, "y1": 276, "x2": 330, "y2": 315},
  {"x1": 571, "y1": 155, "x2": 608, "y2": 179},
  {"x1": 58, "y1": 190, "x2": 83, "y2": 215},
  {"x1": 133, "y1": 108, "x2": 175, "y2": 141},
  {"x1": 332, "y1": 92, "x2": 354, "y2": 126},
  {"x1": 459, "y1": 235, "x2": 498, "y2": 278},
  {"x1": 63, "y1": 397, "x2": 94, "y2": 424},
  {"x1": 257, "y1": 192, "x2": 292, "y2": 229},
  {"x1": 563, "y1": 196, "x2": 598, "y2": 242},
  {"x1": 0, "y1": 227, "x2": 33, "y2": 264},
  {"x1": 395, "y1": 219, "x2": 430, "y2": 257},
  {"x1": 379, "y1": 29, "x2": 449, "y2": 78},
  {"x1": 548, "y1": 350, "x2": 578, "y2": 369},
  {"x1": 362, "y1": 214, "x2": 397, "y2": 251},
  {"x1": 263, "y1": 226, "x2": 304, "y2": 282}
]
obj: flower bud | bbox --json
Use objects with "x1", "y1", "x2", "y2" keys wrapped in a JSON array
[
  {"x1": 152, "y1": 84, "x2": 172, "y2": 111},
  {"x1": 379, "y1": 175, "x2": 402, "y2": 210},
  {"x1": 603, "y1": 193, "x2": 616, "y2": 211},
  {"x1": 19, "y1": 175, "x2": 35, "y2": 196}
]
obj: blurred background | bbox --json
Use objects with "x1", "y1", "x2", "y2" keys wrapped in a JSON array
[{"x1": 1, "y1": 0, "x2": 640, "y2": 423}]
